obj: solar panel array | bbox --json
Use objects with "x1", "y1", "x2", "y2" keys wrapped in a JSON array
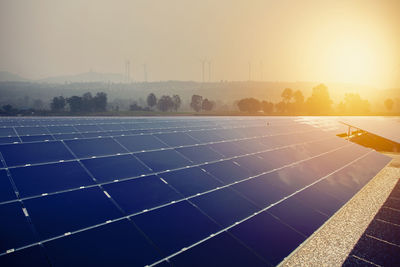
[
  {"x1": 0, "y1": 117, "x2": 391, "y2": 266},
  {"x1": 344, "y1": 179, "x2": 400, "y2": 266}
]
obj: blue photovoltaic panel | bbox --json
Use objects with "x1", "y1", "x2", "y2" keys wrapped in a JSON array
[
  {"x1": 176, "y1": 145, "x2": 223, "y2": 164},
  {"x1": 103, "y1": 175, "x2": 181, "y2": 214},
  {"x1": 154, "y1": 132, "x2": 199, "y2": 147},
  {"x1": 0, "y1": 141, "x2": 74, "y2": 167},
  {"x1": 80, "y1": 132, "x2": 111, "y2": 138},
  {"x1": 232, "y1": 172, "x2": 293, "y2": 208},
  {"x1": 268, "y1": 196, "x2": 328, "y2": 236},
  {"x1": 0, "y1": 202, "x2": 37, "y2": 252},
  {"x1": 135, "y1": 149, "x2": 192, "y2": 172},
  {"x1": 20, "y1": 135, "x2": 54, "y2": 142},
  {"x1": 44, "y1": 219, "x2": 162, "y2": 266},
  {"x1": 209, "y1": 141, "x2": 247, "y2": 157},
  {"x1": 0, "y1": 245, "x2": 50, "y2": 267},
  {"x1": 0, "y1": 116, "x2": 392, "y2": 266},
  {"x1": 171, "y1": 232, "x2": 266, "y2": 267},
  {"x1": 98, "y1": 123, "x2": 124, "y2": 131},
  {"x1": 292, "y1": 183, "x2": 345, "y2": 217},
  {"x1": 0, "y1": 136, "x2": 20, "y2": 145},
  {"x1": 0, "y1": 128, "x2": 16, "y2": 137},
  {"x1": 115, "y1": 134, "x2": 169, "y2": 152},
  {"x1": 81, "y1": 154, "x2": 150, "y2": 182},
  {"x1": 23, "y1": 187, "x2": 123, "y2": 239},
  {"x1": 202, "y1": 160, "x2": 252, "y2": 184},
  {"x1": 159, "y1": 167, "x2": 222, "y2": 197},
  {"x1": 344, "y1": 180, "x2": 400, "y2": 266},
  {"x1": 74, "y1": 124, "x2": 102, "y2": 132},
  {"x1": 14, "y1": 126, "x2": 49, "y2": 136},
  {"x1": 46, "y1": 126, "x2": 77, "y2": 134},
  {"x1": 64, "y1": 137, "x2": 126, "y2": 158},
  {"x1": 52, "y1": 133, "x2": 83, "y2": 140},
  {"x1": 233, "y1": 139, "x2": 269, "y2": 154},
  {"x1": 133, "y1": 201, "x2": 220, "y2": 255},
  {"x1": 0, "y1": 170, "x2": 16, "y2": 202},
  {"x1": 229, "y1": 211, "x2": 307, "y2": 266},
  {"x1": 190, "y1": 187, "x2": 258, "y2": 227},
  {"x1": 10, "y1": 161, "x2": 95, "y2": 198},
  {"x1": 187, "y1": 129, "x2": 225, "y2": 143},
  {"x1": 104, "y1": 175, "x2": 182, "y2": 214}
]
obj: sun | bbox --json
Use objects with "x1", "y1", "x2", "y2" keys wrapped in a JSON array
[{"x1": 328, "y1": 36, "x2": 380, "y2": 86}]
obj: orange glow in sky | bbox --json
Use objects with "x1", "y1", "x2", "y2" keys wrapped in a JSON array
[{"x1": 0, "y1": 0, "x2": 399, "y2": 87}]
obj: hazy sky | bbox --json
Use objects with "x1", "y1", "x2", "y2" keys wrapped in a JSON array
[{"x1": 1, "y1": 0, "x2": 399, "y2": 87}]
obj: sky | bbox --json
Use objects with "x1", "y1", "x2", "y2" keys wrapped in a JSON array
[{"x1": 0, "y1": 0, "x2": 399, "y2": 87}]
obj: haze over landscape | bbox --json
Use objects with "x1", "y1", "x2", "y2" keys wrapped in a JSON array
[{"x1": 0, "y1": 0, "x2": 399, "y2": 115}]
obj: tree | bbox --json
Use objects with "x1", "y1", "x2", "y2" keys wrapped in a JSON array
[
  {"x1": 67, "y1": 96, "x2": 83, "y2": 112},
  {"x1": 190, "y1": 95, "x2": 203, "y2": 112},
  {"x1": 343, "y1": 93, "x2": 370, "y2": 114},
  {"x1": 157, "y1": 95, "x2": 174, "y2": 112},
  {"x1": 237, "y1": 98, "x2": 261, "y2": 113},
  {"x1": 305, "y1": 84, "x2": 332, "y2": 114},
  {"x1": 384, "y1": 98, "x2": 394, "y2": 111},
  {"x1": 82, "y1": 92, "x2": 94, "y2": 112},
  {"x1": 33, "y1": 99, "x2": 44, "y2": 110},
  {"x1": 51, "y1": 96, "x2": 66, "y2": 112},
  {"x1": 275, "y1": 101, "x2": 286, "y2": 113},
  {"x1": 281, "y1": 88, "x2": 293, "y2": 103},
  {"x1": 129, "y1": 102, "x2": 142, "y2": 111},
  {"x1": 93, "y1": 92, "x2": 107, "y2": 112},
  {"x1": 292, "y1": 90, "x2": 304, "y2": 113},
  {"x1": 147, "y1": 93, "x2": 157, "y2": 109},
  {"x1": 2, "y1": 104, "x2": 13, "y2": 113},
  {"x1": 172, "y1": 95, "x2": 181, "y2": 111},
  {"x1": 293, "y1": 90, "x2": 304, "y2": 104},
  {"x1": 202, "y1": 98, "x2": 214, "y2": 111},
  {"x1": 337, "y1": 101, "x2": 346, "y2": 114},
  {"x1": 261, "y1": 101, "x2": 274, "y2": 113}
]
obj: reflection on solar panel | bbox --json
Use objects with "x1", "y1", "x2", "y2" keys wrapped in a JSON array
[
  {"x1": 339, "y1": 116, "x2": 400, "y2": 144},
  {"x1": 0, "y1": 117, "x2": 391, "y2": 266}
]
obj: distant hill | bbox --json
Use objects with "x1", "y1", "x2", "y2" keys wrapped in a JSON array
[
  {"x1": 0, "y1": 71, "x2": 29, "y2": 82},
  {"x1": 39, "y1": 71, "x2": 127, "y2": 83}
]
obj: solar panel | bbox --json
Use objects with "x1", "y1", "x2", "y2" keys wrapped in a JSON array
[
  {"x1": 10, "y1": 161, "x2": 95, "y2": 198},
  {"x1": 44, "y1": 219, "x2": 163, "y2": 266},
  {"x1": 159, "y1": 167, "x2": 222, "y2": 197},
  {"x1": 0, "y1": 116, "x2": 391, "y2": 266},
  {"x1": 0, "y1": 170, "x2": 15, "y2": 202},
  {"x1": 339, "y1": 116, "x2": 400, "y2": 144},
  {"x1": 135, "y1": 149, "x2": 192, "y2": 172},
  {"x1": 64, "y1": 137, "x2": 127, "y2": 158},
  {"x1": 0, "y1": 128, "x2": 17, "y2": 137},
  {"x1": 23, "y1": 187, "x2": 123, "y2": 239},
  {"x1": 104, "y1": 175, "x2": 181, "y2": 214},
  {"x1": 81, "y1": 154, "x2": 150, "y2": 182},
  {"x1": 0, "y1": 141, "x2": 74, "y2": 167},
  {"x1": 114, "y1": 134, "x2": 168, "y2": 152}
]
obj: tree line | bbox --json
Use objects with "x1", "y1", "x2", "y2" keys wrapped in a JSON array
[
  {"x1": 0, "y1": 83, "x2": 397, "y2": 116},
  {"x1": 128, "y1": 93, "x2": 215, "y2": 113},
  {"x1": 129, "y1": 93, "x2": 182, "y2": 112},
  {"x1": 50, "y1": 92, "x2": 107, "y2": 113},
  {"x1": 236, "y1": 84, "x2": 395, "y2": 115}
]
